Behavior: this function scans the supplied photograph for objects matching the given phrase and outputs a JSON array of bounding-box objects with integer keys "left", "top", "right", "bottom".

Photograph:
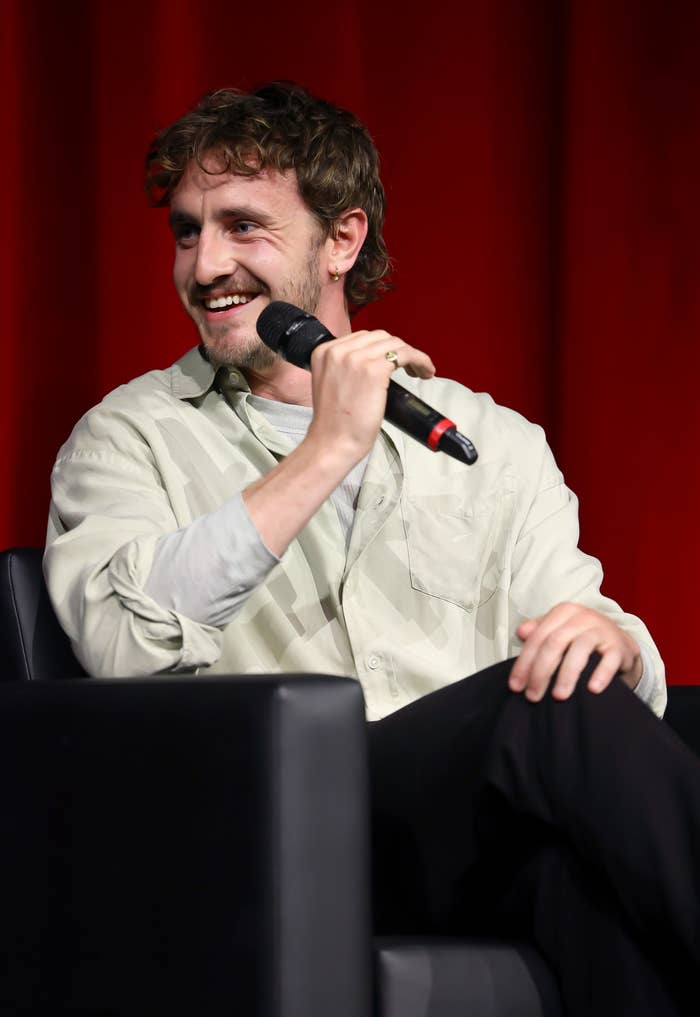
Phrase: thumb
[{"left": 516, "top": 616, "right": 540, "bottom": 639}]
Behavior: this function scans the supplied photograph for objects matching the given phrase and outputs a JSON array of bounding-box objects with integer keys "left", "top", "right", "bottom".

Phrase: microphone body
[{"left": 256, "top": 302, "right": 478, "bottom": 465}]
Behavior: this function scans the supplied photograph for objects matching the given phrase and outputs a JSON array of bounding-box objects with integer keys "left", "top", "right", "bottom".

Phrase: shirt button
[
  {"left": 367, "top": 654, "right": 381, "bottom": 670},
  {"left": 228, "top": 371, "right": 240, "bottom": 385},
  {"left": 375, "top": 495, "right": 385, "bottom": 508}
]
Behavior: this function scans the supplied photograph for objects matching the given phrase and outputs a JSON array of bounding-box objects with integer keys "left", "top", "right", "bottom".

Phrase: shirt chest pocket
[{"left": 401, "top": 484, "right": 514, "bottom": 612}]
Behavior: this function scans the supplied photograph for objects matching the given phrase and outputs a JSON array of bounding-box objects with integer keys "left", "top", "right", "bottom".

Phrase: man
[{"left": 45, "top": 83, "right": 697, "bottom": 1015}]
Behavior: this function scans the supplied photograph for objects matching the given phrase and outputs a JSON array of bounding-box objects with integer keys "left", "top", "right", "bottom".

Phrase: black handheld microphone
[{"left": 256, "top": 302, "right": 478, "bottom": 466}]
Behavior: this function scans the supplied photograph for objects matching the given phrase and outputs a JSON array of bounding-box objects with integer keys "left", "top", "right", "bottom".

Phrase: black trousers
[{"left": 367, "top": 658, "right": 700, "bottom": 1017}]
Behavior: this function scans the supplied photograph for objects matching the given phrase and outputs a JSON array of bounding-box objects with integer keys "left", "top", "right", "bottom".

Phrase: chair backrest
[
  {"left": 664, "top": 686, "right": 700, "bottom": 759},
  {"left": 0, "top": 547, "right": 86, "bottom": 680}
]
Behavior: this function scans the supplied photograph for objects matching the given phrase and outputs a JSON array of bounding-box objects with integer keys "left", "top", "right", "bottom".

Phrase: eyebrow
[
  {"left": 168, "top": 205, "right": 276, "bottom": 231},
  {"left": 168, "top": 210, "right": 197, "bottom": 231}
]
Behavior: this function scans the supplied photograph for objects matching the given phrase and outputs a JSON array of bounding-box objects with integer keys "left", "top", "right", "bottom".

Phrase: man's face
[{"left": 170, "top": 160, "right": 327, "bottom": 370}]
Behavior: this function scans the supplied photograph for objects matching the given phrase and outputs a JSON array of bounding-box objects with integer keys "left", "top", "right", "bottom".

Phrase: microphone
[{"left": 256, "top": 302, "right": 478, "bottom": 466}]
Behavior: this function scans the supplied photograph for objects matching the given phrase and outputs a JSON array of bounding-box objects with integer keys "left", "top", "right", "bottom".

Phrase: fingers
[
  {"left": 311, "top": 329, "right": 436, "bottom": 380},
  {"left": 510, "top": 604, "right": 638, "bottom": 703},
  {"left": 305, "top": 328, "right": 436, "bottom": 465},
  {"left": 510, "top": 603, "right": 578, "bottom": 698}
]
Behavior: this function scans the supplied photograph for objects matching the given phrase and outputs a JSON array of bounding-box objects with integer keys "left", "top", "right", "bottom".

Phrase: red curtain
[{"left": 2, "top": 0, "right": 698, "bottom": 683}]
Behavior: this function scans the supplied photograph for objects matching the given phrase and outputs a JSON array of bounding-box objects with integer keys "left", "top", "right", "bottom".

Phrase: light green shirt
[{"left": 45, "top": 346, "right": 666, "bottom": 720}]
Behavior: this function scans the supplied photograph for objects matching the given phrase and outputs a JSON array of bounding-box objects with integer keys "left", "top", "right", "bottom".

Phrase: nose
[{"left": 193, "top": 226, "right": 235, "bottom": 287}]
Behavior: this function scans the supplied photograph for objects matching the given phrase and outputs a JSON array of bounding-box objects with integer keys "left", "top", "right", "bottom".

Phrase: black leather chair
[{"left": 1, "top": 548, "right": 697, "bottom": 1017}]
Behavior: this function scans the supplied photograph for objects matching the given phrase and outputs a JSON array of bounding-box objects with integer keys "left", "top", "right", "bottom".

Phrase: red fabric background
[{"left": 2, "top": 0, "right": 698, "bottom": 683}]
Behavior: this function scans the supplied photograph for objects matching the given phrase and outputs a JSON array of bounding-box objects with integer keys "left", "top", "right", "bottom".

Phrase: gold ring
[{"left": 385, "top": 350, "right": 399, "bottom": 365}]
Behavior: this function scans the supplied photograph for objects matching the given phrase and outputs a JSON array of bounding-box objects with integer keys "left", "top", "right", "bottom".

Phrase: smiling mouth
[{"left": 202, "top": 293, "right": 258, "bottom": 312}]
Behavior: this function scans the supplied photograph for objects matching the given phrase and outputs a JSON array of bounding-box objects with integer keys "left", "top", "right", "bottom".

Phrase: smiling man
[
  {"left": 44, "top": 83, "right": 699, "bottom": 1016},
  {"left": 169, "top": 165, "right": 326, "bottom": 374}
]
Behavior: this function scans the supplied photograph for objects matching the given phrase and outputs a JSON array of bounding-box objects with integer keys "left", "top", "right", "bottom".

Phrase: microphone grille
[{"left": 256, "top": 301, "right": 308, "bottom": 350}]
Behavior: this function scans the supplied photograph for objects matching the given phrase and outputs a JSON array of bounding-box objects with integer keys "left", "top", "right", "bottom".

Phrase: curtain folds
[{"left": 2, "top": 0, "right": 698, "bottom": 682}]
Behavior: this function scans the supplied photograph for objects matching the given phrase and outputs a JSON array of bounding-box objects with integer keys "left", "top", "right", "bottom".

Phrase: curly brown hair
[{"left": 146, "top": 82, "right": 392, "bottom": 309}]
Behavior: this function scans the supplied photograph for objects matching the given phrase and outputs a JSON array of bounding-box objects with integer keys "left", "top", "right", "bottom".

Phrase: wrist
[
  {"left": 302, "top": 425, "right": 373, "bottom": 476},
  {"left": 242, "top": 432, "right": 364, "bottom": 558}
]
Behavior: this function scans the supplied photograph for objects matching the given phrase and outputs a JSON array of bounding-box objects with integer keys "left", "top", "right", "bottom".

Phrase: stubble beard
[{"left": 199, "top": 250, "right": 323, "bottom": 372}]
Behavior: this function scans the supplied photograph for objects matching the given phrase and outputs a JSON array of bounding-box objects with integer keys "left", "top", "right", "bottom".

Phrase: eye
[
  {"left": 172, "top": 222, "right": 200, "bottom": 248},
  {"left": 232, "top": 221, "right": 257, "bottom": 236}
]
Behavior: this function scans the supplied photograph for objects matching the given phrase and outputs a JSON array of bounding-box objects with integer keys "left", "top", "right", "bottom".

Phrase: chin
[{"left": 200, "top": 332, "right": 277, "bottom": 372}]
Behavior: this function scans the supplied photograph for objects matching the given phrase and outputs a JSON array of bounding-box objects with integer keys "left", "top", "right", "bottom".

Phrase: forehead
[{"left": 170, "top": 160, "right": 307, "bottom": 218}]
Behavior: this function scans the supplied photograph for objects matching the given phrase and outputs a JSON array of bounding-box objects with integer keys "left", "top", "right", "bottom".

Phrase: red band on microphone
[{"left": 427, "top": 417, "right": 456, "bottom": 451}]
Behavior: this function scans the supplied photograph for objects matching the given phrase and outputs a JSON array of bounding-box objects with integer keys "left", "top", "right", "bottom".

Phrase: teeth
[{"left": 204, "top": 294, "right": 252, "bottom": 309}]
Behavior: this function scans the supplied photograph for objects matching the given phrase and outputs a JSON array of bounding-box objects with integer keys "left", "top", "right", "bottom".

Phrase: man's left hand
[{"left": 509, "top": 603, "right": 642, "bottom": 702}]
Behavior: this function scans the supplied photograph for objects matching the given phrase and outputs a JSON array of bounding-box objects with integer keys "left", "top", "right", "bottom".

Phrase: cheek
[
  {"left": 172, "top": 251, "right": 192, "bottom": 295},
  {"left": 243, "top": 246, "right": 276, "bottom": 274}
]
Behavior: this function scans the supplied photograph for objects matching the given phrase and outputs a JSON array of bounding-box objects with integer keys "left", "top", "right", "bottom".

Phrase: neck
[
  {"left": 244, "top": 358, "right": 315, "bottom": 405},
  {"left": 245, "top": 300, "right": 352, "bottom": 406}
]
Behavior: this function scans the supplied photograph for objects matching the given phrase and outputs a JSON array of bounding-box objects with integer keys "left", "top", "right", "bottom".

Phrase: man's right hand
[
  {"left": 243, "top": 329, "right": 435, "bottom": 557},
  {"left": 307, "top": 328, "right": 436, "bottom": 466}
]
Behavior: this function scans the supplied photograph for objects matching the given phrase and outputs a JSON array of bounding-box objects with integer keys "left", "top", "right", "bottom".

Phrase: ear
[{"left": 325, "top": 208, "right": 368, "bottom": 276}]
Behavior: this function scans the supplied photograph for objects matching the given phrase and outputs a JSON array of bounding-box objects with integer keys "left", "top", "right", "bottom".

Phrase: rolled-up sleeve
[
  {"left": 507, "top": 440, "right": 667, "bottom": 717},
  {"left": 144, "top": 492, "right": 279, "bottom": 628},
  {"left": 45, "top": 445, "right": 224, "bottom": 677}
]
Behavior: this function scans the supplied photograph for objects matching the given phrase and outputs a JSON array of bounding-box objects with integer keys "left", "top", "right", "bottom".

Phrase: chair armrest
[{"left": 0, "top": 673, "right": 372, "bottom": 1017}]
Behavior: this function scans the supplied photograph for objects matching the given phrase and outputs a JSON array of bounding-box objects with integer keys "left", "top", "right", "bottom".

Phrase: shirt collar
[
  {"left": 170, "top": 345, "right": 251, "bottom": 401},
  {"left": 168, "top": 344, "right": 406, "bottom": 457}
]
